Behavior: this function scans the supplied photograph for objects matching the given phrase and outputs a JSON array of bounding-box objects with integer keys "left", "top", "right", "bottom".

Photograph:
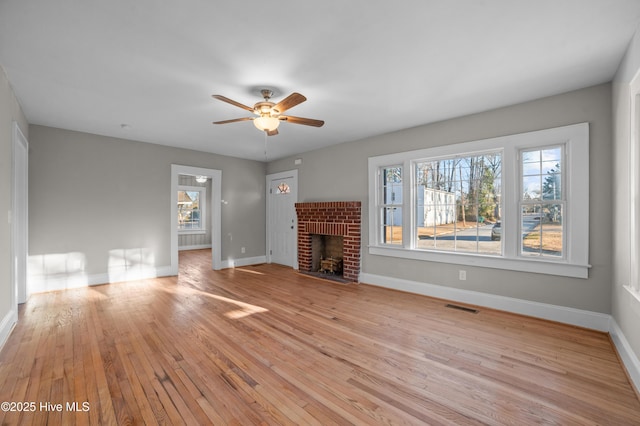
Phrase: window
[
  {"left": 628, "top": 72, "right": 640, "bottom": 297},
  {"left": 416, "top": 152, "right": 501, "bottom": 255},
  {"left": 276, "top": 182, "right": 291, "bottom": 194},
  {"left": 380, "top": 166, "right": 403, "bottom": 245},
  {"left": 368, "top": 123, "right": 589, "bottom": 278},
  {"left": 520, "top": 146, "right": 564, "bottom": 258},
  {"left": 177, "top": 185, "right": 206, "bottom": 233}
]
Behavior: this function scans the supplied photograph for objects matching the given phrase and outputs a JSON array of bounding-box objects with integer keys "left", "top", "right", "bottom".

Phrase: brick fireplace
[{"left": 295, "top": 201, "right": 361, "bottom": 282}]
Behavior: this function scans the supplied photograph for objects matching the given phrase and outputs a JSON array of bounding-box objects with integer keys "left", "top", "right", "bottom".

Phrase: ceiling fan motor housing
[{"left": 254, "top": 101, "right": 279, "bottom": 117}]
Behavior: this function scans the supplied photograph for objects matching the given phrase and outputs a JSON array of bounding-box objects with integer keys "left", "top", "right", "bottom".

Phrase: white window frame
[
  {"left": 368, "top": 123, "right": 590, "bottom": 278},
  {"left": 412, "top": 149, "right": 503, "bottom": 256},
  {"left": 379, "top": 165, "right": 404, "bottom": 246},
  {"left": 628, "top": 70, "right": 640, "bottom": 300},
  {"left": 518, "top": 144, "right": 566, "bottom": 259},
  {"left": 177, "top": 185, "right": 207, "bottom": 235}
]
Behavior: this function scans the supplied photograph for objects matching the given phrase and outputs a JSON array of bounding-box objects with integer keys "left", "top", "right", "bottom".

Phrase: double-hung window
[
  {"left": 177, "top": 185, "right": 207, "bottom": 234},
  {"left": 380, "top": 166, "right": 403, "bottom": 245},
  {"left": 368, "top": 123, "right": 589, "bottom": 278},
  {"left": 520, "top": 146, "right": 564, "bottom": 258}
]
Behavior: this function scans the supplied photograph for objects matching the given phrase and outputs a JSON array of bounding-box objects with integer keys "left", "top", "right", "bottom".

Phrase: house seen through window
[
  {"left": 368, "top": 123, "right": 589, "bottom": 278},
  {"left": 520, "top": 146, "right": 563, "bottom": 258},
  {"left": 177, "top": 186, "right": 206, "bottom": 232},
  {"left": 416, "top": 152, "right": 501, "bottom": 255}
]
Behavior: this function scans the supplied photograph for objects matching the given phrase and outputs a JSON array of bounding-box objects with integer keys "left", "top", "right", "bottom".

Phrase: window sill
[
  {"left": 624, "top": 285, "right": 640, "bottom": 304},
  {"left": 368, "top": 245, "right": 589, "bottom": 279},
  {"left": 178, "top": 230, "right": 207, "bottom": 235}
]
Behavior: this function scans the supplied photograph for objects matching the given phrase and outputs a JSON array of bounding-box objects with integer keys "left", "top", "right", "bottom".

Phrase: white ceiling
[{"left": 1, "top": 1, "right": 639, "bottom": 162}]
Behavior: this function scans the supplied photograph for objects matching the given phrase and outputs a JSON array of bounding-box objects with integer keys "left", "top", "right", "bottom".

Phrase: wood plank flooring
[{"left": 1, "top": 249, "right": 639, "bottom": 425}]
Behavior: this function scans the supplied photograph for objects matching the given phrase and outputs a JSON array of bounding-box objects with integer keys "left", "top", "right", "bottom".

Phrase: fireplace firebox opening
[{"left": 312, "top": 235, "right": 344, "bottom": 275}]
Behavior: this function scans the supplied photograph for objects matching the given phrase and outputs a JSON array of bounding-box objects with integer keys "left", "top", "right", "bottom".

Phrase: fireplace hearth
[{"left": 295, "top": 201, "right": 361, "bottom": 283}]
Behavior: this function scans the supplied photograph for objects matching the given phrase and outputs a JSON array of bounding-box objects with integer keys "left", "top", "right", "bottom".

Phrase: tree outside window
[
  {"left": 520, "top": 147, "right": 564, "bottom": 257},
  {"left": 178, "top": 189, "right": 203, "bottom": 230},
  {"left": 415, "top": 152, "right": 502, "bottom": 255}
]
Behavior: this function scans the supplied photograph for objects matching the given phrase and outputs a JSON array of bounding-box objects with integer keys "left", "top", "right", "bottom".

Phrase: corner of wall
[
  {"left": 610, "top": 318, "right": 640, "bottom": 394},
  {"left": 0, "top": 307, "right": 17, "bottom": 353}
]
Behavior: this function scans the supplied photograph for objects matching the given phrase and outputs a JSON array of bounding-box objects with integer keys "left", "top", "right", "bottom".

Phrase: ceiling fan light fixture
[
  {"left": 254, "top": 116, "right": 280, "bottom": 132},
  {"left": 213, "top": 91, "right": 322, "bottom": 135}
]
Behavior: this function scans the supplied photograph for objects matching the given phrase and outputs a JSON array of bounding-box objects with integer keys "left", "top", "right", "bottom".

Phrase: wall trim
[
  {"left": 221, "top": 255, "right": 267, "bottom": 269},
  {"left": 29, "top": 265, "right": 174, "bottom": 293},
  {"left": 0, "top": 308, "right": 17, "bottom": 352},
  {"left": 610, "top": 319, "right": 640, "bottom": 393},
  {"left": 359, "top": 272, "right": 611, "bottom": 331},
  {"left": 178, "top": 244, "right": 212, "bottom": 251},
  {"left": 27, "top": 254, "right": 274, "bottom": 292}
]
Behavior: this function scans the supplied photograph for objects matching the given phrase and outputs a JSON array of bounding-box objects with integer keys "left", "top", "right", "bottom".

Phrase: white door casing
[
  {"left": 170, "top": 165, "right": 222, "bottom": 274},
  {"left": 266, "top": 170, "right": 298, "bottom": 268},
  {"left": 12, "top": 122, "right": 28, "bottom": 305}
]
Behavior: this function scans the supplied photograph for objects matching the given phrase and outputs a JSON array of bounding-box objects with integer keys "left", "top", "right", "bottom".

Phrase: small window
[
  {"left": 276, "top": 182, "right": 291, "bottom": 194},
  {"left": 380, "top": 166, "right": 403, "bottom": 245},
  {"left": 177, "top": 186, "right": 206, "bottom": 233}
]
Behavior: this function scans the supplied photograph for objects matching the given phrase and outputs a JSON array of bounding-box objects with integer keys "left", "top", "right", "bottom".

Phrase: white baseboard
[
  {"left": 609, "top": 319, "right": 640, "bottom": 393},
  {"left": 359, "top": 272, "right": 611, "bottom": 331},
  {"left": 29, "top": 265, "right": 174, "bottom": 293},
  {"left": 221, "top": 255, "right": 267, "bottom": 269},
  {"left": 0, "top": 307, "right": 17, "bottom": 352},
  {"left": 179, "top": 244, "right": 212, "bottom": 251}
]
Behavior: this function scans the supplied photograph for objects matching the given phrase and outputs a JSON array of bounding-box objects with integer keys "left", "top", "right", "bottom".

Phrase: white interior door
[
  {"left": 12, "top": 123, "right": 28, "bottom": 304},
  {"left": 267, "top": 171, "right": 298, "bottom": 267}
]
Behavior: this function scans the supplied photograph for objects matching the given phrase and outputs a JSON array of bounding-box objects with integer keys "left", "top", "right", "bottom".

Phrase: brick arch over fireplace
[{"left": 295, "top": 201, "right": 362, "bottom": 282}]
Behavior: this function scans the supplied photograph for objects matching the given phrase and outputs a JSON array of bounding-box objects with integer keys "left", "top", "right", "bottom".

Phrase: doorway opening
[{"left": 170, "top": 165, "right": 221, "bottom": 274}]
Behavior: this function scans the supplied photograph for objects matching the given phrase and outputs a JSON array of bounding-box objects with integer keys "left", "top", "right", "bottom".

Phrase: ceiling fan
[{"left": 212, "top": 89, "right": 324, "bottom": 136}]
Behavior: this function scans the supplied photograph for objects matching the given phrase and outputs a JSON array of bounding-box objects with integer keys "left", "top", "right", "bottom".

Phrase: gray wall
[
  {"left": 29, "top": 125, "right": 266, "bottom": 285},
  {"left": 0, "top": 66, "right": 28, "bottom": 338},
  {"left": 613, "top": 23, "right": 640, "bottom": 360},
  {"left": 269, "top": 83, "right": 612, "bottom": 314}
]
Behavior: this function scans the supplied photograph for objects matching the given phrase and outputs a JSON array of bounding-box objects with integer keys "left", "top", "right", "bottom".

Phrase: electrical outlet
[
  {"left": 459, "top": 270, "right": 467, "bottom": 280},
  {"left": 241, "top": 247, "right": 246, "bottom": 254}
]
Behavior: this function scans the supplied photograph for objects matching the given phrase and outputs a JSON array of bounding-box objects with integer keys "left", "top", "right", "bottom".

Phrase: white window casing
[
  {"left": 628, "top": 70, "right": 640, "bottom": 300},
  {"left": 178, "top": 185, "right": 207, "bottom": 235},
  {"left": 368, "top": 123, "right": 590, "bottom": 278}
]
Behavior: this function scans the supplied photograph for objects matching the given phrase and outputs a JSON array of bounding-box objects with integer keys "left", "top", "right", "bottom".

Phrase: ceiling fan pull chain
[{"left": 264, "top": 131, "right": 268, "bottom": 161}]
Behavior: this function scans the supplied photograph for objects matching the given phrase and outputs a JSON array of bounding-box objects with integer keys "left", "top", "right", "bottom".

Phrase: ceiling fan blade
[
  {"left": 266, "top": 129, "right": 279, "bottom": 136},
  {"left": 281, "top": 115, "right": 324, "bottom": 127},
  {"left": 212, "top": 95, "right": 254, "bottom": 112},
  {"left": 274, "top": 93, "right": 306, "bottom": 114},
  {"left": 213, "top": 117, "right": 254, "bottom": 124}
]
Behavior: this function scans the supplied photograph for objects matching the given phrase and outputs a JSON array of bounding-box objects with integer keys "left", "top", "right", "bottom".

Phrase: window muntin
[
  {"left": 380, "top": 166, "right": 403, "bottom": 245},
  {"left": 276, "top": 182, "right": 291, "bottom": 194},
  {"left": 177, "top": 186, "right": 206, "bottom": 232},
  {"left": 415, "top": 153, "right": 502, "bottom": 255},
  {"left": 520, "top": 146, "right": 564, "bottom": 258},
  {"left": 368, "top": 123, "right": 589, "bottom": 278}
]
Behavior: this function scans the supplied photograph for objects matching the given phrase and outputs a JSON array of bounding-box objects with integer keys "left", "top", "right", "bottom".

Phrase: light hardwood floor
[{"left": 1, "top": 249, "right": 639, "bottom": 425}]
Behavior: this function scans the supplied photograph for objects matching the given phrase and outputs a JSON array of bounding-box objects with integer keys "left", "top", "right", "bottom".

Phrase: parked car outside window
[{"left": 491, "top": 221, "right": 501, "bottom": 241}]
